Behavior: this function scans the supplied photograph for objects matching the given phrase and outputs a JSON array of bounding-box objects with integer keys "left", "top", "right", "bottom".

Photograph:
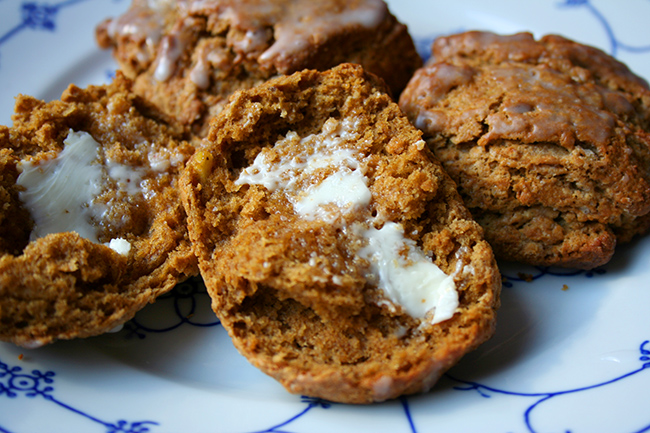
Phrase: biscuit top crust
[
  {"left": 101, "top": 0, "right": 387, "bottom": 83},
  {"left": 400, "top": 31, "right": 650, "bottom": 225},
  {"left": 420, "top": 32, "right": 649, "bottom": 147},
  {"left": 96, "top": 0, "right": 422, "bottom": 134},
  {"left": 399, "top": 31, "right": 650, "bottom": 268}
]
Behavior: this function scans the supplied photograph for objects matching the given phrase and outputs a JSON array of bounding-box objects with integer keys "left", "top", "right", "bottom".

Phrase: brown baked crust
[
  {"left": 96, "top": 0, "right": 422, "bottom": 135},
  {"left": 0, "top": 73, "right": 198, "bottom": 348},
  {"left": 180, "top": 64, "right": 500, "bottom": 403},
  {"left": 399, "top": 31, "right": 650, "bottom": 269}
]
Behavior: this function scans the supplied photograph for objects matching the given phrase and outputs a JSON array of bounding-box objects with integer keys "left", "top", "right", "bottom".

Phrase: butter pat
[
  {"left": 16, "top": 130, "right": 151, "bottom": 253},
  {"left": 17, "top": 130, "right": 104, "bottom": 242},
  {"left": 107, "top": 238, "right": 132, "bottom": 256},
  {"left": 236, "top": 118, "right": 362, "bottom": 193},
  {"left": 294, "top": 168, "right": 371, "bottom": 222},
  {"left": 358, "top": 222, "right": 458, "bottom": 323},
  {"left": 235, "top": 116, "right": 460, "bottom": 324}
]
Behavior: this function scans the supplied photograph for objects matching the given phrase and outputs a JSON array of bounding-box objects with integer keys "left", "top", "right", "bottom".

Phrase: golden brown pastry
[
  {"left": 400, "top": 31, "right": 650, "bottom": 269},
  {"left": 181, "top": 64, "right": 501, "bottom": 403},
  {"left": 96, "top": 0, "right": 423, "bottom": 135},
  {"left": 0, "top": 73, "right": 197, "bottom": 348}
]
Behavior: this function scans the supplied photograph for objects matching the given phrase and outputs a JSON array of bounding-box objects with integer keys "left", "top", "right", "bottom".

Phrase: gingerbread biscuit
[
  {"left": 0, "top": 73, "right": 197, "bottom": 348},
  {"left": 180, "top": 64, "right": 500, "bottom": 403},
  {"left": 96, "top": 0, "right": 422, "bottom": 135},
  {"left": 399, "top": 31, "right": 650, "bottom": 269}
]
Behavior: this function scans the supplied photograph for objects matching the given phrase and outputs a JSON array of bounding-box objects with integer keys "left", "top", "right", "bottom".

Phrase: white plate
[{"left": 1, "top": 0, "right": 650, "bottom": 432}]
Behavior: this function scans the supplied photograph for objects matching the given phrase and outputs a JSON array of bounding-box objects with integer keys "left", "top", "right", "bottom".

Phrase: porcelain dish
[{"left": 1, "top": 1, "right": 649, "bottom": 432}]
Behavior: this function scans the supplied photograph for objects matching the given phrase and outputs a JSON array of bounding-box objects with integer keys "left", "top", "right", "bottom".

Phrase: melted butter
[
  {"left": 106, "top": 237, "right": 132, "bottom": 256},
  {"left": 236, "top": 118, "right": 362, "bottom": 196},
  {"left": 357, "top": 222, "right": 458, "bottom": 323},
  {"left": 235, "top": 117, "right": 459, "bottom": 324},
  {"left": 17, "top": 130, "right": 105, "bottom": 242},
  {"left": 106, "top": 161, "right": 146, "bottom": 196},
  {"left": 17, "top": 130, "right": 176, "bottom": 248},
  {"left": 294, "top": 169, "right": 370, "bottom": 222}
]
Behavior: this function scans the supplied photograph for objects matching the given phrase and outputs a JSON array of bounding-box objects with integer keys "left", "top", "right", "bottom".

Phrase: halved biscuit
[
  {"left": 181, "top": 64, "right": 500, "bottom": 403},
  {"left": 0, "top": 73, "right": 197, "bottom": 348}
]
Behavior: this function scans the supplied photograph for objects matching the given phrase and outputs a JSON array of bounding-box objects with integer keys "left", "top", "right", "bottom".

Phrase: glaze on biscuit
[
  {"left": 400, "top": 31, "right": 650, "bottom": 269},
  {"left": 96, "top": 0, "right": 423, "bottom": 135}
]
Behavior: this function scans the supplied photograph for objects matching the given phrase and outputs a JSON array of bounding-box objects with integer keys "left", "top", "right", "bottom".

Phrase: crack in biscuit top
[{"left": 235, "top": 117, "right": 458, "bottom": 324}]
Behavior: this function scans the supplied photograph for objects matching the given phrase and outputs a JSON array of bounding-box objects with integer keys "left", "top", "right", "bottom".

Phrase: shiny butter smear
[
  {"left": 236, "top": 117, "right": 459, "bottom": 324},
  {"left": 16, "top": 130, "right": 147, "bottom": 255},
  {"left": 17, "top": 130, "right": 105, "bottom": 243}
]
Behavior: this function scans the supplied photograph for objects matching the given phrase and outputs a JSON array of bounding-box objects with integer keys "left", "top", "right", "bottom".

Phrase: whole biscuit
[
  {"left": 96, "top": 0, "right": 422, "bottom": 135},
  {"left": 399, "top": 31, "right": 650, "bottom": 269}
]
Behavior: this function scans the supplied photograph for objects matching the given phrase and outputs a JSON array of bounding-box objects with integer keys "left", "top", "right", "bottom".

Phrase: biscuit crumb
[
  {"left": 562, "top": 284, "right": 569, "bottom": 291},
  {"left": 18, "top": 354, "right": 23, "bottom": 361},
  {"left": 518, "top": 272, "right": 534, "bottom": 282}
]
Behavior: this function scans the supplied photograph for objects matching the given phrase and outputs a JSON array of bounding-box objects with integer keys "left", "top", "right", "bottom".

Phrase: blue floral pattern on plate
[
  {"left": 447, "top": 340, "right": 650, "bottom": 433},
  {"left": 0, "top": 360, "right": 158, "bottom": 433},
  {"left": 3, "top": 267, "right": 646, "bottom": 433},
  {"left": 0, "top": 0, "right": 96, "bottom": 68},
  {"left": 1, "top": 0, "right": 650, "bottom": 431}
]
